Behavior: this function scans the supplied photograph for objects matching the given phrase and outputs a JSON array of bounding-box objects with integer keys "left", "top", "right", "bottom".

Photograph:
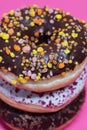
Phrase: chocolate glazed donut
[
  {"left": 0, "top": 89, "right": 85, "bottom": 130},
  {"left": 0, "top": 5, "right": 87, "bottom": 92}
]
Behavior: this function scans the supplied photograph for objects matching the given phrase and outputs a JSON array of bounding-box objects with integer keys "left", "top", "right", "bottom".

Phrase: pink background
[{"left": 0, "top": 0, "right": 87, "bottom": 130}]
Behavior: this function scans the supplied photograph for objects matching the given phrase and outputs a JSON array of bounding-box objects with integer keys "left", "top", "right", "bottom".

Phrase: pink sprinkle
[
  {"left": 15, "top": 11, "right": 21, "bottom": 17},
  {"left": 32, "top": 57, "right": 37, "bottom": 62},
  {"left": 22, "top": 45, "right": 31, "bottom": 53},
  {"left": 50, "top": 19, "right": 54, "bottom": 24},
  {"left": 49, "top": 9, "right": 53, "bottom": 14},
  {"left": 31, "top": 73, "right": 36, "bottom": 80},
  {"left": 27, "top": 70, "right": 32, "bottom": 77},
  {"left": 18, "top": 38, "right": 24, "bottom": 44}
]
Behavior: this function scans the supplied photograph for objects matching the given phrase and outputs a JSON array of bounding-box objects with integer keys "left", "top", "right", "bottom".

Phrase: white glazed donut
[{"left": 0, "top": 67, "right": 87, "bottom": 113}]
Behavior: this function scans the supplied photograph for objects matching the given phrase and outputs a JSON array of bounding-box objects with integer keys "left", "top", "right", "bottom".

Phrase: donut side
[
  {"left": 0, "top": 66, "right": 86, "bottom": 113},
  {"left": 0, "top": 88, "right": 85, "bottom": 130},
  {"left": 0, "top": 58, "right": 87, "bottom": 92}
]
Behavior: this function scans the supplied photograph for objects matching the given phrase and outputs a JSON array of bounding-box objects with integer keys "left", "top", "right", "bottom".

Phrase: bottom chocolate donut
[{"left": 0, "top": 88, "right": 85, "bottom": 130}]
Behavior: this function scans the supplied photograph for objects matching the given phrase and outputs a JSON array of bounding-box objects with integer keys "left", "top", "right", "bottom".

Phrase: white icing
[{"left": 0, "top": 68, "right": 87, "bottom": 108}]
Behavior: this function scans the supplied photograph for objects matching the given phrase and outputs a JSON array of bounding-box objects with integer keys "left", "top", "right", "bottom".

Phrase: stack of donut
[{"left": 0, "top": 5, "right": 87, "bottom": 130}]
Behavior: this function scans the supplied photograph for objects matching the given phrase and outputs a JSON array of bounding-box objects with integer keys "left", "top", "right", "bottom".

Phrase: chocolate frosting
[
  {"left": 0, "top": 5, "right": 87, "bottom": 81},
  {"left": 0, "top": 89, "right": 85, "bottom": 130}
]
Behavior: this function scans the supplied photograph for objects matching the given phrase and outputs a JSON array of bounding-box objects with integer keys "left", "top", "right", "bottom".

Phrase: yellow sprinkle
[
  {"left": 75, "top": 61, "right": 78, "bottom": 65},
  {"left": 38, "top": 73, "right": 41, "bottom": 76},
  {"left": 61, "top": 72, "right": 66, "bottom": 76},
  {"left": 5, "top": 40, "right": 9, "bottom": 43},
  {"left": 29, "top": 9, "right": 35, "bottom": 17},
  {"left": 24, "top": 27, "right": 28, "bottom": 30},
  {"left": 21, "top": 63, "right": 24, "bottom": 66},
  {"left": 14, "top": 21, "right": 18, "bottom": 25},
  {"left": 55, "top": 14, "right": 62, "bottom": 20},
  {"left": 35, "top": 75, "right": 41, "bottom": 81},
  {"left": 47, "top": 62, "right": 52, "bottom": 68},
  {"left": 71, "top": 32, "right": 78, "bottom": 38},
  {"left": 65, "top": 33, "right": 69, "bottom": 36},
  {"left": 0, "top": 56, "right": 3, "bottom": 62},
  {"left": 18, "top": 77, "right": 27, "bottom": 84},
  {"left": 17, "top": 32, "right": 21, "bottom": 37},
  {"left": 25, "top": 16, "right": 30, "bottom": 20},
  {"left": 10, "top": 52, "right": 15, "bottom": 58},
  {"left": 9, "top": 10, "right": 14, "bottom": 15},
  {"left": 44, "top": 65, "right": 47, "bottom": 68},
  {"left": 45, "top": 7, "right": 49, "bottom": 11},
  {"left": 11, "top": 80, "right": 17, "bottom": 85},
  {"left": 62, "top": 41, "right": 68, "bottom": 47},
  {"left": 68, "top": 60, "right": 73, "bottom": 64},
  {"left": 30, "top": 22, "right": 35, "bottom": 27},
  {"left": 0, "top": 32, "right": 10, "bottom": 40},
  {"left": 37, "top": 47, "right": 44, "bottom": 53},
  {"left": 0, "top": 50, "right": 3, "bottom": 52},
  {"left": 59, "top": 31, "right": 66, "bottom": 37},
  {"left": 64, "top": 49, "right": 70, "bottom": 54},
  {"left": 32, "top": 49, "right": 37, "bottom": 55}
]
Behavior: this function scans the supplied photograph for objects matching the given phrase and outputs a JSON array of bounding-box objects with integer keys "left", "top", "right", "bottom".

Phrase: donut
[
  {"left": 0, "top": 67, "right": 87, "bottom": 113},
  {"left": 0, "top": 89, "right": 85, "bottom": 130},
  {"left": 0, "top": 5, "right": 87, "bottom": 92}
]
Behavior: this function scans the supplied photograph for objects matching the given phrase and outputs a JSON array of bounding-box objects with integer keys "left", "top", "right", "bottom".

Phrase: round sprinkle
[
  {"left": 64, "top": 49, "right": 70, "bottom": 54},
  {"left": 37, "top": 8, "right": 43, "bottom": 15},
  {"left": 8, "top": 29, "right": 14, "bottom": 35},
  {"left": 6, "top": 48, "right": 10, "bottom": 55},
  {"left": 4, "top": 18, "right": 9, "bottom": 23},
  {"left": 30, "top": 22, "right": 35, "bottom": 27},
  {"left": 37, "top": 47, "right": 44, "bottom": 53},
  {"left": 0, "top": 32, "right": 9, "bottom": 40},
  {"left": 14, "top": 44, "right": 21, "bottom": 51},
  {"left": 10, "top": 52, "right": 15, "bottom": 58},
  {"left": 47, "top": 62, "right": 52, "bottom": 68},
  {"left": 9, "top": 10, "right": 14, "bottom": 15},
  {"left": 18, "top": 77, "right": 27, "bottom": 84},
  {"left": 62, "top": 41, "right": 68, "bottom": 47},
  {"left": 31, "top": 73, "right": 36, "bottom": 80},
  {"left": 22, "top": 45, "right": 31, "bottom": 53},
  {"left": 71, "top": 32, "right": 78, "bottom": 38},
  {"left": 29, "top": 9, "right": 35, "bottom": 17},
  {"left": 55, "top": 14, "right": 62, "bottom": 20},
  {"left": 58, "top": 62, "right": 65, "bottom": 69},
  {"left": 17, "top": 32, "right": 21, "bottom": 37},
  {"left": 0, "top": 56, "right": 3, "bottom": 62},
  {"left": 32, "top": 49, "right": 37, "bottom": 55}
]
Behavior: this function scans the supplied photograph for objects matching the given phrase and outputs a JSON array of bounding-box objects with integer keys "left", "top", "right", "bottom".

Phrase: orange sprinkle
[
  {"left": 34, "top": 31, "right": 39, "bottom": 37},
  {"left": 37, "top": 9, "right": 43, "bottom": 15},
  {"left": 40, "top": 51, "right": 45, "bottom": 56},
  {"left": 53, "top": 60, "right": 57, "bottom": 65},
  {"left": 2, "top": 68, "right": 8, "bottom": 73},
  {"left": 11, "top": 36, "right": 16, "bottom": 39},
  {"left": 55, "top": 38, "right": 60, "bottom": 44},
  {"left": 33, "top": 18, "right": 44, "bottom": 25},
  {"left": 63, "top": 18, "right": 67, "bottom": 22},
  {"left": 8, "top": 23, "right": 14, "bottom": 27},
  {"left": 23, "top": 35, "right": 29, "bottom": 39},
  {"left": 69, "top": 19, "right": 73, "bottom": 22},
  {"left": 14, "top": 44, "right": 21, "bottom": 51},
  {"left": 58, "top": 62, "right": 65, "bottom": 69},
  {"left": 6, "top": 48, "right": 10, "bottom": 55},
  {"left": 4, "top": 18, "right": 9, "bottom": 23},
  {"left": 61, "top": 72, "right": 66, "bottom": 76},
  {"left": 8, "top": 29, "right": 14, "bottom": 35},
  {"left": 25, "top": 76, "right": 30, "bottom": 80}
]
